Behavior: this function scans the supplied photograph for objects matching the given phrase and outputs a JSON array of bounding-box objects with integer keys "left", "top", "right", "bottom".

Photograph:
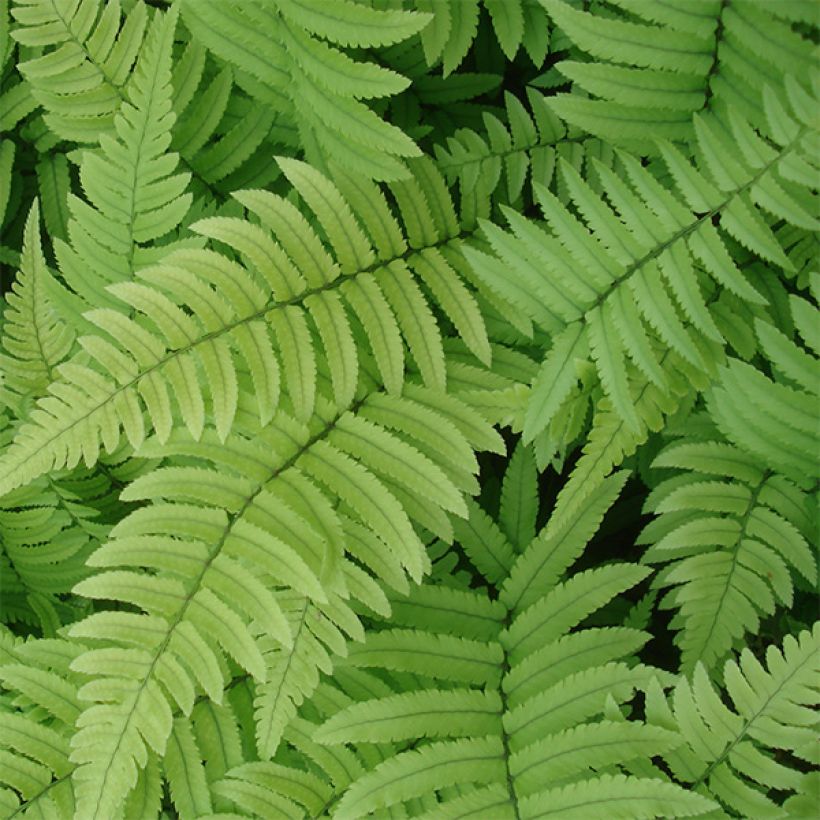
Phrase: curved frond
[
  {"left": 466, "top": 90, "right": 817, "bottom": 449},
  {"left": 0, "top": 202, "right": 74, "bottom": 416},
  {"left": 0, "top": 158, "right": 493, "bottom": 497},
  {"left": 313, "top": 461, "right": 706, "bottom": 819},
  {"left": 63, "top": 381, "right": 490, "bottom": 817}
]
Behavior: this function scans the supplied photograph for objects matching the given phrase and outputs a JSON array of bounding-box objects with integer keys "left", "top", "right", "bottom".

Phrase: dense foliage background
[{"left": 0, "top": 0, "right": 817, "bottom": 817}]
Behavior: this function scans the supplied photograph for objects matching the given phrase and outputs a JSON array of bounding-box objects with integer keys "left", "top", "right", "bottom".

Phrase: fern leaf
[
  {"left": 50, "top": 4, "right": 192, "bottom": 323},
  {"left": 466, "top": 91, "right": 817, "bottom": 445},
  {"left": 180, "top": 0, "right": 426, "bottom": 181},
  {"left": 163, "top": 717, "right": 213, "bottom": 818},
  {"left": 519, "top": 774, "right": 716, "bottom": 819},
  {"left": 12, "top": 0, "right": 148, "bottom": 142},
  {"left": 214, "top": 761, "right": 333, "bottom": 818},
  {"left": 315, "top": 462, "right": 703, "bottom": 818},
  {"left": 62, "top": 382, "right": 489, "bottom": 814},
  {"left": 499, "top": 440, "right": 538, "bottom": 552},
  {"left": 543, "top": 0, "right": 815, "bottom": 150},
  {"left": 0, "top": 636, "right": 84, "bottom": 817},
  {"left": 641, "top": 427, "right": 817, "bottom": 673},
  {"left": 316, "top": 688, "right": 502, "bottom": 745},
  {"left": 0, "top": 160, "right": 489, "bottom": 496},
  {"left": 334, "top": 737, "right": 506, "bottom": 820},
  {"left": 653, "top": 624, "right": 820, "bottom": 817},
  {"left": 0, "top": 201, "right": 74, "bottom": 415}
]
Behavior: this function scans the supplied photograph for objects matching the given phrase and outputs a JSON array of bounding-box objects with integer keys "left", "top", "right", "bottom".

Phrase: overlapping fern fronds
[{"left": 1, "top": 0, "right": 817, "bottom": 817}]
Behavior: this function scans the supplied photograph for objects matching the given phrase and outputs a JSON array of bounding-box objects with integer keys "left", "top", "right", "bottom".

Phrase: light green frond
[
  {"left": 498, "top": 440, "right": 538, "bottom": 552},
  {"left": 253, "top": 595, "right": 333, "bottom": 759},
  {"left": 12, "top": 0, "right": 148, "bottom": 142},
  {"left": 62, "top": 382, "right": 489, "bottom": 815},
  {"left": 0, "top": 636, "right": 84, "bottom": 817},
  {"left": 453, "top": 497, "right": 517, "bottom": 584},
  {"left": 34, "top": 153, "right": 71, "bottom": 244},
  {"left": 163, "top": 716, "right": 213, "bottom": 819},
  {"left": 641, "top": 427, "right": 816, "bottom": 673},
  {"left": 502, "top": 564, "right": 651, "bottom": 664},
  {"left": 654, "top": 624, "right": 820, "bottom": 817},
  {"left": 0, "top": 202, "right": 74, "bottom": 416},
  {"left": 50, "top": 4, "right": 192, "bottom": 324},
  {"left": 465, "top": 92, "right": 816, "bottom": 468},
  {"left": 0, "top": 157, "right": 494, "bottom": 497},
  {"left": 342, "top": 628, "right": 503, "bottom": 686},
  {"left": 386, "top": 584, "right": 505, "bottom": 642},
  {"left": 180, "top": 0, "right": 426, "bottom": 181}
]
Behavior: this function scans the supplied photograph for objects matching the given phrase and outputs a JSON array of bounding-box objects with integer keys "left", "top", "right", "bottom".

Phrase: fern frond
[
  {"left": 435, "top": 87, "right": 568, "bottom": 223},
  {"left": 49, "top": 4, "right": 192, "bottom": 326},
  {"left": 11, "top": 0, "right": 149, "bottom": 143},
  {"left": 543, "top": 0, "right": 817, "bottom": 150},
  {"left": 649, "top": 624, "right": 820, "bottom": 818},
  {"left": 314, "top": 468, "right": 708, "bottom": 818},
  {"left": 640, "top": 421, "right": 817, "bottom": 673},
  {"left": 465, "top": 89, "right": 817, "bottom": 447},
  {"left": 0, "top": 158, "right": 494, "bottom": 496},
  {"left": 0, "top": 635, "right": 85, "bottom": 817},
  {"left": 707, "top": 284, "right": 820, "bottom": 488},
  {"left": 63, "top": 379, "right": 491, "bottom": 817},
  {"left": 0, "top": 201, "right": 74, "bottom": 416}
]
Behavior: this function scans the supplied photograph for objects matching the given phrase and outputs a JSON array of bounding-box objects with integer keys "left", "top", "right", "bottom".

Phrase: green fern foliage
[
  {"left": 467, "top": 86, "right": 818, "bottom": 448},
  {"left": 11, "top": 0, "right": 150, "bottom": 144},
  {"left": 1, "top": 0, "right": 817, "bottom": 816},
  {"left": 543, "top": 0, "right": 817, "bottom": 150},
  {"left": 180, "top": 0, "right": 429, "bottom": 181},
  {"left": 313, "top": 471, "right": 716, "bottom": 818},
  {"left": 50, "top": 4, "right": 192, "bottom": 324},
  {"left": 0, "top": 156, "right": 493, "bottom": 497},
  {"left": 640, "top": 422, "right": 817, "bottom": 673},
  {"left": 0, "top": 201, "right": 73, "bottom": 414},
  {"left": 649, "top": 624, "right": 820, "bottom": 817}
]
